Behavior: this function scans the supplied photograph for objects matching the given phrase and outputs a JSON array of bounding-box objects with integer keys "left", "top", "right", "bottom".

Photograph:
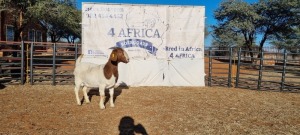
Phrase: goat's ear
[{"left": 110, "top": 50, "right": 118, "bottom": 61}]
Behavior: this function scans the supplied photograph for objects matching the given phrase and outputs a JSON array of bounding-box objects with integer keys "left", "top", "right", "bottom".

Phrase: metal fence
[
  {"left": 0, "top": 41, "right": 81, "bottom": 85},
  {"left": 1, "top": 42, "right": 299, "bottom": 92},
  {"left": 205, "top": 47, "right": 300, "bottom": 92}
]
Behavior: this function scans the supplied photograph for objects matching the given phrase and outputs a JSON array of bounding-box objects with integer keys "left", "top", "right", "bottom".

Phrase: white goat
[{"left": 73, "top": 48, "right": 129, "bottom": 109}]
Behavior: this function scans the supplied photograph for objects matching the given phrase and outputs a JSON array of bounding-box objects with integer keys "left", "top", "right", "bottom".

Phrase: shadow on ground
[
  {"left": 119, "top": 116, "right": 148, "bottom": 135},
  {"left": 0, "top": 83, "right": 5, "bottom": 90}
]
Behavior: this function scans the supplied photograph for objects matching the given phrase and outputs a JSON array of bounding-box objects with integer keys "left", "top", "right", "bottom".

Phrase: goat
[{"left": 73, "top": 47, "right": 129, "bottom": 109}]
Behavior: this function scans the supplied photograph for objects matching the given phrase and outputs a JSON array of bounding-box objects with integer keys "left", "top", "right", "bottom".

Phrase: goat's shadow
[
  {"left": 0, "top": 83, "right": 6, "bottom": 90},
  {"left": 80, "top": 84, "right": 129, "bottom": 105}
]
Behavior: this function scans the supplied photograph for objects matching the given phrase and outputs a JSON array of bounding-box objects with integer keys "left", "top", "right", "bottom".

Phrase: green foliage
[
  {"left": 0, "top": 0, "right": 36, "bottom": 12},
  {"left": 213, "top": 0, "right": 300, "bottom": 52},
  {"left": 213, "top": 0, "right": 258, "bottom": 51},
  {"left": 214, "top": 0, "right": 260, "bottom": 33},
  {"left": 29, "top": 0, "right": 81, "bottom": 43},
  {"left": 255, "top": 0, "right": 300, "bottom": 48},
  {"left": 212, "top": 30, "right": 246, "bottom": 48},
  {"left": 270, "top": 27, "right": 300, "bottom": 53}
]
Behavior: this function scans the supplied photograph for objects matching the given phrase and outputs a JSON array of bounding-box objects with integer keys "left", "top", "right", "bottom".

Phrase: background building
[{"left": 0, "top": 11, "right": 47, "bottom": 42}]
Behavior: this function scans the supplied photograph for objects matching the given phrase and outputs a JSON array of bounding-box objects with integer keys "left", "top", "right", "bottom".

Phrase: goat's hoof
[
  {"left": 100, "top": 105, "right": 105, "bottom": 109},
  {"left": 86, "top": 101, "right": 90, "bottom": 104},
  {"left": 110, "top": 104, "right": 115, "bottom": 108}
]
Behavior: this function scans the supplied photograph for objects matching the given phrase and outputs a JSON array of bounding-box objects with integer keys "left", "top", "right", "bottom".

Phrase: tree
[
  {"left": 61, "top": 5, "right": 81, "bottom": 43},
  {"left": 213, "top": 0, "right": 300, "bottom": 56},
  {"left": 213, "top": 0, "right": 259, "bottom": 58},
  {"left": 55, "top": 1, "right": 81, "bottom": 43},
  {"left": 255, "top": 0, "right": 300, "bottom": 52},
  {"left": 212, "top": 26, "right": 246, "bottom": 48},
  {"left": 29, "top": 0, "right": 81, "bottom": 43},
  {"left": 270, "top": 27, "right": 300, "bottom": 53}
]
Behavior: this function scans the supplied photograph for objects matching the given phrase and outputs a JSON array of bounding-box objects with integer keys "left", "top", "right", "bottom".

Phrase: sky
[{"left": 76, "top": 0, "right": 258, "bottom": 46}]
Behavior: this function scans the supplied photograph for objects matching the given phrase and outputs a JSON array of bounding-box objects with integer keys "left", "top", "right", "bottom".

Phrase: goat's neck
[{"left": 103, "top": 60, "right": 118, "bottom": 82}]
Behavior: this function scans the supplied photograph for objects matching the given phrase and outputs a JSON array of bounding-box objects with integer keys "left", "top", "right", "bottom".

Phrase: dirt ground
[{"left": 0, "top": 85, "right": 300, "bottom": 135}]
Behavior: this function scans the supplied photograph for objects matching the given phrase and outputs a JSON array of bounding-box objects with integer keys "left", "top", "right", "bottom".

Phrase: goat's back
[{"left": 74, "top": 55, "right": 99, "bottom": 75}]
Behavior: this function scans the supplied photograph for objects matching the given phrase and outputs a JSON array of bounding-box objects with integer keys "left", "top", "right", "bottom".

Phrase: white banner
[
  {"left": 82, "top": 3, "right": 206, "bottom": 86},
  {"left": 82, "top": 3, "right": 205, "bottom": 60}
]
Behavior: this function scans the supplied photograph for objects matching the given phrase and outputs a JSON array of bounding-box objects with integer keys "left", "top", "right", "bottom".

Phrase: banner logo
[
  {"left": 87, "top": 49, "right": 105, "bottom": 56},
  {"left": 116, "top": 39, "right": 158, "bottom": 56}
]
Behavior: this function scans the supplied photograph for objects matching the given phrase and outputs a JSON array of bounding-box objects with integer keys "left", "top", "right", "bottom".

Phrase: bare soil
[{"left": 0, "top": 85, "right": 300, "bottom": 134}]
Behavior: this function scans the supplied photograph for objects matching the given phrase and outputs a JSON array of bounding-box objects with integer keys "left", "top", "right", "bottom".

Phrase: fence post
[
  {"left": 257, "top": 50, "right": 264, "bottom": 90},
  {"left": 208, "top": 47, "right": 212, "bottom": 86},
  {"left": 280, "top": 49, "right": 287, "bottom": 91},
  {"left": 75, "top": 43, "right": 78, "bottom": 60},
  {"left": 30, "top": 42, "right": 34, "bottom": 85},
  {"left": 235, "top": 48, "right": 241, "bottom": 88},
  {"left": 228, "top": 47, "right": 232, "bottom": 87},
  {"left": 21, "top": 41, "right": 24, "bottom": 85},
  {"left": 52, "top": 43, "right": 56, "bottom": 86}
]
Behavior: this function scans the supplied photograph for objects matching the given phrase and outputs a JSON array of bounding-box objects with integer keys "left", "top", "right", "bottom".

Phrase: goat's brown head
[{"left": 109, "top": 47, "right": 129, "bottom": 63}]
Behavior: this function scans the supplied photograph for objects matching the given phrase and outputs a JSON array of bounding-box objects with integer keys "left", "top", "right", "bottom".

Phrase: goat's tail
[{"left": 75, "top": 54, "right": 84, "bottom": 66}]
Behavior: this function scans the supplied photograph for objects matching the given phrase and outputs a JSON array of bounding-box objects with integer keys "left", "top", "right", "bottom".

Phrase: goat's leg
[
  {"left": 74, "top": 85, "right": 81, "bottom": 105},
  {"left": 109, "top": 88, "right": 115, "bottom": 107},
  {"left": 99, "top": 85, "right": 106, "bottom": 109},
  {"left": 82, "top": 86, "right": 90, "bottom": 103}
]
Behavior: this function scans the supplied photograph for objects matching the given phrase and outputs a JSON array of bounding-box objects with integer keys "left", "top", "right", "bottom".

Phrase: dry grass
[{"left": 0, "top": 85, "right": 300, "bottom": 134}]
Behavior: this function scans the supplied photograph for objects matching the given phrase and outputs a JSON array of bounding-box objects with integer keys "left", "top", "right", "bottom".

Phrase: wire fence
[{"left": 0, "top": 42, "right": 299, "bottom": 92}]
